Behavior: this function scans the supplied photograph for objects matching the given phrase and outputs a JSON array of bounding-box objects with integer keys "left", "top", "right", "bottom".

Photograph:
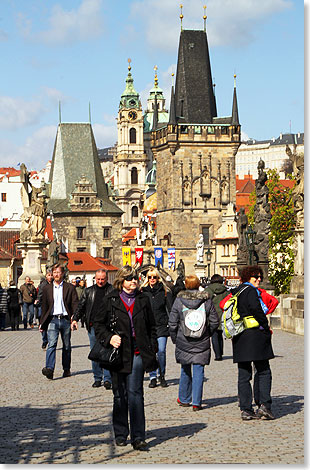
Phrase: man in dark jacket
[
  {"left": 20, "top": 276, "right": 37, "bottom": 329},
  {"left": 40, "top": 264, "right": 79, "bottom": 380},
  {"left": 37, "top": 269, "right": 53, "bottom": 349},
  {"left": 71, "top": 269, "right": 113, "bottom": 389},
  {"left": 205, "top": 274, "right": 229, "bottom": 361}
]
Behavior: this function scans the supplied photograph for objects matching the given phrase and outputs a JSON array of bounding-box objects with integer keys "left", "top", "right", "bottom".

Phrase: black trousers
[
  {"left": 238, "top": 360, "right": 272, "bottom": 412},
  {"left": 211, "top": 330, "right": 223, "bottom": 359}
]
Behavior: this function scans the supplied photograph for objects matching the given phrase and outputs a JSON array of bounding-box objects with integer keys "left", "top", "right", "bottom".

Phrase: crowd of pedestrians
[{"left": 0, "top": 262, "right": 277, "bottom": 451}]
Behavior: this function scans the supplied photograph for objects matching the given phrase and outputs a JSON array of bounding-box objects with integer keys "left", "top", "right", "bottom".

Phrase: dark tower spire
[
  {"left": 231, "top": 74, "right": 240, "bottom": 126},
  {"left": 169, "top": 73, "right": 177, "bottom": 125},
  {"left": 152, "top": 95, "right": 159, "bottom": 131},
  {"left": 174, "top": 28, "right": 217, "bottom": 124}
]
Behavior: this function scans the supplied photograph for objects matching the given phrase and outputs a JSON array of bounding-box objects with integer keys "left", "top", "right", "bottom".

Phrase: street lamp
[
  {"left": 245, "top": 226, "right": 256, "bottom": 265},
  {"left": 206, "top": 247, "right": 212, "bottom": 281}
]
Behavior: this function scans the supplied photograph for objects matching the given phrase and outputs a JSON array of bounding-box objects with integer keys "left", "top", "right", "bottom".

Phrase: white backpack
[{"left": 181, "top": 303, "right": 207, "bottom": 338}]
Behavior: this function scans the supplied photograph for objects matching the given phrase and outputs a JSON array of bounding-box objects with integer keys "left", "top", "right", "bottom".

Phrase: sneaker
[
  {"left": 193, "top": 405, "right": 202, "bottom": 411},
  {"left": 256, "top": 404, "right": 275, "bottom": 420},
  {"left": 63, "top": 370, "right": 71, "bottom": 378},
  {"left": 103, "top": 380, "right": 112, "bottom": 390},
  {"left": 159, "top": 376, "right": 168, "bottom": 388},
  {"left": 241, "top": 410, "right": 261, "bottom": 421},
  {"left": 42, "top": 367, "right": 54, "bottom": 380},
  {"left": 115, "top": 438, "right": 127, "bottom": 447},
  {"left": 92, "top": 380, "right": 102, "bottom": 388},
  {"left": 148, "top": 378, "right": 157, "bottom": 388},
  {"left": 177, "top": 397, "right": 191, "bottom": 407},
  {"left": 132, "top": 440, "right": 148, "bottom": 451}
]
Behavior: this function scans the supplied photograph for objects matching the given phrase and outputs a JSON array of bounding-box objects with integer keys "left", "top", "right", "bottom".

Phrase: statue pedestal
[
  {"left": 17, "top": 242, "right": 49, "bottom": 287},
  {"left": 194, "top": 264, "right": 207, "bottom": 279}
]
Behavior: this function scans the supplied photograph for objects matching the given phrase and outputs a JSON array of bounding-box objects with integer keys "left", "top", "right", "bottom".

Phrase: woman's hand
[{"left": 110, "top": 334, "right": 121, "bottom": 348}]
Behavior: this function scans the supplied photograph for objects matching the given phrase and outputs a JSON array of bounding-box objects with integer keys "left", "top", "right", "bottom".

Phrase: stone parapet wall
[{"left": 278, "top": 294, "right": 304, "bottom": 336}]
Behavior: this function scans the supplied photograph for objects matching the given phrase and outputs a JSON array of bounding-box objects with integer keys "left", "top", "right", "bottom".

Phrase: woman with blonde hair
[
  {"left": 141, "top": 267, "right": 173, "bottom": 388},
  {"left": 93, "top": 265, "right": 157, "bottom": 451},
  {"left": 169, "top": 275, "right": 219, "bottom": 410}
]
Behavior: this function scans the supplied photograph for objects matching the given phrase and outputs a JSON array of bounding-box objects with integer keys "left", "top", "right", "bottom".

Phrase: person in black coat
[
  {"left": 93, "top": 265, "right": 157, "bottom": 452},
  {"left": 231, "top": 265, "right": 275, "bottom": 421},
  {"left": 7, "top": 281, "right": 22, "bottom": 330},
  {"left": 141, "top": 268, "right": 173, "bottom": 388}
]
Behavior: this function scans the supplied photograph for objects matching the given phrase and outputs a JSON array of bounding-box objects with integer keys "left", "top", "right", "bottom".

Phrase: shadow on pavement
[
  {"left": 146, "top": 422, "right": 207, "bottom": 448},
  {"left": 203, "top": 395, "right": 239, "bottom": 408},
  {"left": 0, "top": 404, "right": 113, "bottom": 464},
  {"left": 272, "top": 394, "right": 304, "bottom": 418}
]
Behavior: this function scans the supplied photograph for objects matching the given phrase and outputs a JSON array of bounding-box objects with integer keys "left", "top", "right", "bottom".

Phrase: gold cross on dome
[{"left": 128, "top": 58, "right": 131, "bottom": 70}]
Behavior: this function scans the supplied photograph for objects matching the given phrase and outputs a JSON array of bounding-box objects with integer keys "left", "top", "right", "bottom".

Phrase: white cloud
[
  {"left": 0, "top": 126, "right": 56, "bottom": 170},
  {"left": 131, "top": 0, "right": 293, "bottom": 50},
  {"left": 19, "top": 0, "right": 104, "bottom": 45},
  {"left": 92, "top": 123, "right": 117, "bottom": 149},
  {"left": 0, "top": 96, "right": 46, "bottom": 130}
]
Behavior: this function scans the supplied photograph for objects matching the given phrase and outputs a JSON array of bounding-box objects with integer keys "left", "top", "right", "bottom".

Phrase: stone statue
[
  {"left": 286, "top": 145, "right": 304, "bottom": 229},
  {"left": 253, "top": 159, "right": 271, "bottom": 262},
  {"left": 20, "top": 171, "right": 47, "bottom": 243},
  {"left": 196, "top": 234, "right": 204, "bottom": 264},
  {"left": 235, "top": 207, "right": 248, "bottom": 247},
  {"left": 177, "top": 259, "right": 185, "bottom": 280},
  {"left": 47, "top": 239, "right": 60, "bottom": 266}
]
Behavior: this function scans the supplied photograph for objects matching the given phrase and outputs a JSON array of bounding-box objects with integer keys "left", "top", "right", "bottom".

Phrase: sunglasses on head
[
  {"left": 124, "top": 274, "right": 138, "bottom": 281},
  {"left": 148, "top": 275, "right": 158, "bottom": 280},
  {"left": 254, "top": 275, "right": 263, "bottom": 280}
]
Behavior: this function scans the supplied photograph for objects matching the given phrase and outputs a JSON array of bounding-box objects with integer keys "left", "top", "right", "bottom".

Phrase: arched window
[
  {"left": 132, "top": 206, "right": 138, "bottom": 219},
  {"left": 131, "top": 167, "right": 138, "bottom": 184},
  {"left": 129, "top": 127, "right": 136, "bottom": 143}
]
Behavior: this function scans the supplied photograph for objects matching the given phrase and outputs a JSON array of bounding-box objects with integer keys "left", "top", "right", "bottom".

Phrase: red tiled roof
[
  {"left": 122, "top": 228, "right": 137, "bottom": 243},
  {"left": 0, "top": 247, "right": 14, "bottom": 259},
  {"left": 0, "top": 231, "right": 21, "bottom": 257},
  {"left": 45, "top": 217, "right": 53, "bottom": 240},
  {"left": 0, "top": 218, "right": 8, "bottom": 227},
  {"left": 0, "top": 167, "right": 21, "bottom": 177},
  {"left": 237, "top": 179, "right": 255, "bottom": 194},
  {"left": 67, "top": 252, "right": 118, "bottom": 272}
]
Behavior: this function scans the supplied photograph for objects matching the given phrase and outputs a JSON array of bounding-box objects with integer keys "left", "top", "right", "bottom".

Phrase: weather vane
[
  {"left": 203, "top": 5, "right": 207, "bottom": 32},
  {"left": 128, "top": 58, "right": 131, "bottom": 71},
  {"left": 180, "top": 4, "right": 183, "bottom": 31}
]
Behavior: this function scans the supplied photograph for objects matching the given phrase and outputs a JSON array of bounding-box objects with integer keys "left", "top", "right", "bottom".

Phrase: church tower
[
  {"left": 151, "top": 11, "right": 241, "bottom": 273},
  {"left": 113, "top": 60, "right": 149, "bottom": 232}
]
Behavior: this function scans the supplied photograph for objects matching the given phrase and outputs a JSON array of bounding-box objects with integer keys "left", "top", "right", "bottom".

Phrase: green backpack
[{"left": 221, "top": 286, "right": 249, "bottom": 339}]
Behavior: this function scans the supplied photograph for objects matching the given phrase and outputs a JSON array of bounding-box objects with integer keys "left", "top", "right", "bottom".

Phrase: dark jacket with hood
[
  {"left": 141, "top": 282, "right": 172, "bottom": 337},
  {"left": 169, "top": 290, "right": 219, "bottom": 365},
  {"left": 93, "top": 289, "right": 158, "bottom": 374},
  {"left": 72, "top": 282, "right": 113, "bottom": 332},
  {"left": 231, "top": 283, "right": 274, "bottom": 363},
  {"left": 204, "top": 282, "right": 229, "bottom": 328}
]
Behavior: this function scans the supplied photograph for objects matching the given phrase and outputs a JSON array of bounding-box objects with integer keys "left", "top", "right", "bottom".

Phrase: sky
[{"left": 0, "top": 0, "right": 304, "bottom": 171}]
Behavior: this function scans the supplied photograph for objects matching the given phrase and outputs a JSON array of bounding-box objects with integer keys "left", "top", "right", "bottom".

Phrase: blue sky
[{"left": 0, "top": 0, "right": 304, "bottom": 171}]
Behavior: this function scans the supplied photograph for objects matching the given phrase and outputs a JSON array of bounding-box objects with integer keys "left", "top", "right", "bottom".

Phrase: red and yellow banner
[{"left": 122, "top": 247, "right": 131, "bottom": 266}]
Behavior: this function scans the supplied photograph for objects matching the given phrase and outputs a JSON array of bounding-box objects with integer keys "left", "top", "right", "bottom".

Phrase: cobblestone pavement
[{"left": 0, "top": 326, "right": 304, "bottom": 464}]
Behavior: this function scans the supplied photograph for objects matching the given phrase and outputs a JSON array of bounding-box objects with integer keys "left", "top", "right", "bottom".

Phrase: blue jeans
[
  {"left": 88, "top": 327, "right": 111, "bottom": 383},
  {"left": 149, "top": 336, "right": 168, "bottom": 379},
  {"left": 46, "top": 317, "right": 71, "bottom": 371},
  {"left": 112, "top": 354, "right": 145, "bottom": 443},
  {"left": 22, "top": 302, "right": 34, "bottom": 327},
  {"left": 179, "top": 364, "right": 205, "bottom": 406}
]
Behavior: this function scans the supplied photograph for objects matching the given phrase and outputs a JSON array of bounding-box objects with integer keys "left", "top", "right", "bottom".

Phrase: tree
[{"left": 266, "top": 169, "right": 296, "bottom": 295}]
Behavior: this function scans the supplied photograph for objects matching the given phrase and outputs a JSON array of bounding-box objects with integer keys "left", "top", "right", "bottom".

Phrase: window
[
  {"left": 103, "top": 248, "right": 111, "bottom": 258},
  {"left": 202, "top": 227, "right": 209, "bottom": 245},
  {"left": 77, "top": 227, "right": 86, "bottom": 239},
  {"left": 85, "top": 197, "right": 90, "bottom": 203},
  {"left": 77, "top": 247, "right": 86, "bottom": 252},
  {"left": 103, "top": 227, "right": 111, "bottom": 239},
  {"left": 129, "top": 128, "right": 136, "bottom": 143},
  {"left": 132, "top": 206, "right": 138, "bottom": 218},
  {"left": 131, "top": 167, "right": 138, "bottom": 184},
  {"left": 79, "top": 197, "right": 84, "bottom": 203},
  {"left": 1, "top": 193, "right": 6, "bottom": 202},
  {"left": 74, "top": 260, "right": 83, "bottom": 265}
]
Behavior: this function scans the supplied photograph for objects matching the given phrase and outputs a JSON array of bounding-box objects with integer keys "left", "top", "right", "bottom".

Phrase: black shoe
[
  {"left": 103, "top": 380, "right": 112, "bottom": 390},
  {"left": 256, "top": 404, "right": 275, "bottom": 420},
  {"left": 241, "top": 410, "right": 261, "bottom": 421},
  {"left": 115, "top": 438, "right": 127, "bottom": 447},
  {"left": 148, "top": 378, "right": 157, "bottom": 388},
  {"left": 42, "top": 343, "right": 47, "bottom": 350},
  {"left": 92, "top": 380, "right": 102, "bottom": 388},
  {"left": 160, "top": 376, "right": 168, "bottom": 387},
  {"left": 42, "top": 367, "right": 54, "bottom": 380},
  {"left": 63, "top": 370, "right": 71, "bottom": 378},
  {"left": 132, "top": 440, "right": 148, "bottom": 451}
]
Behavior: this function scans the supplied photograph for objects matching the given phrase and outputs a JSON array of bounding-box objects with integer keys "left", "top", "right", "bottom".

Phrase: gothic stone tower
[
  {"left": 151, "top": 28, "right": 241, "bottom": 273},
  {"left": 113, "top": 60, "right": 149, "bottom": 232}
]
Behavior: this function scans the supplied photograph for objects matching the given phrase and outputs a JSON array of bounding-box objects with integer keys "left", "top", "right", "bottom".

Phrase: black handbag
[{"left": 88, "top": 307, "right": 122, "bottom": 371}]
